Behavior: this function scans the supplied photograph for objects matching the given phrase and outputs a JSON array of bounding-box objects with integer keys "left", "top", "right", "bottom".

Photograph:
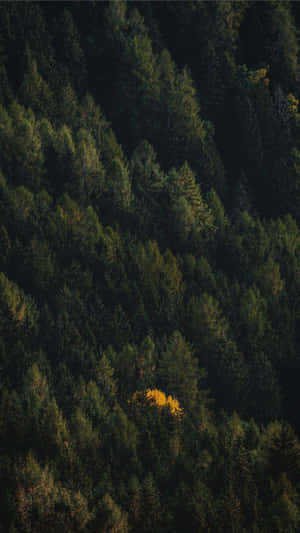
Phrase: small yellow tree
[{"left": 133, "top": 389, "right": 183, "bottom": 418}]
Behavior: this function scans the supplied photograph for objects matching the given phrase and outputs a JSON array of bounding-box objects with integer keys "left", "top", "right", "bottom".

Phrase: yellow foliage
[
  {"left": 287, "top": 93, "right": 299, "bottom": 114},
  {"left": 133, "top": 388, "right": 183, "bottom": 417},
  {"left": 249, "top": 68, "right": 269, "bottom": 86}
]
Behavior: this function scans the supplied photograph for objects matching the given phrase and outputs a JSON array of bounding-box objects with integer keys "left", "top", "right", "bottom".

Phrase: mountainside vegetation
[{"left": 0, "top": 1, "right": 299, "bottom": 531}]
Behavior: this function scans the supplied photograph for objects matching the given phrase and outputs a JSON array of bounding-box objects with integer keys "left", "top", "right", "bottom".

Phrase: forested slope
[{"left": 0, "top": 2, "right": 299, "bottom": 532}]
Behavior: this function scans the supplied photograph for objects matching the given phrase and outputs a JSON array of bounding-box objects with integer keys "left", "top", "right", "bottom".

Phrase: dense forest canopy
[{"left": 0, "top": 1, "right": 299, "bottom": 531}]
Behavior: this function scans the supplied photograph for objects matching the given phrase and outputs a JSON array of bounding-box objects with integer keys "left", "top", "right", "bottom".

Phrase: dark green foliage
[{"left": 0, "top": 2, "right": 299, "bottom": 532}]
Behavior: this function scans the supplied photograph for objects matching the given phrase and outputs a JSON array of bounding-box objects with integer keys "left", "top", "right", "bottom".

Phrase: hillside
[{"left": 0, "top": 2, "right": 300, "bottom": 532}]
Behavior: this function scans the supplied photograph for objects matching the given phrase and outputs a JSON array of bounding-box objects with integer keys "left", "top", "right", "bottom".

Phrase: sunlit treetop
[{"left": 133, "top": 388, "right": 183, "bottom": 418}]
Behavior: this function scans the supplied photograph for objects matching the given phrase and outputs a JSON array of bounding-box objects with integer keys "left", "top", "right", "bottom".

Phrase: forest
[{"left": 0, "top": 1, "right": 299, "bottom": 531}]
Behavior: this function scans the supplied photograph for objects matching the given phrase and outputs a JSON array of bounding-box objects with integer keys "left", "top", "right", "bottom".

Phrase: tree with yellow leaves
[
  {"left": 133, "top": 388, "right": 183, "bottom": 418},
  {"left": 248, "top": 67, "right": 270, "bottom": 87}
]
